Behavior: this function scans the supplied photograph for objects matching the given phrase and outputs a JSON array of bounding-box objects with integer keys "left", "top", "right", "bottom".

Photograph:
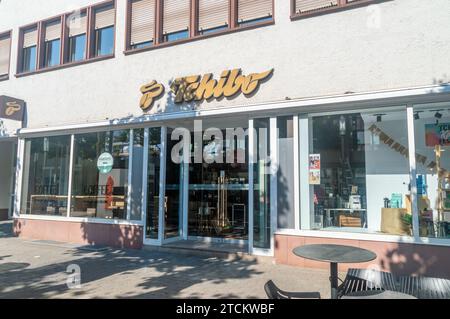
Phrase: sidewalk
[{"left": 0, "top": 221, "right": 332, "bottom": 299}]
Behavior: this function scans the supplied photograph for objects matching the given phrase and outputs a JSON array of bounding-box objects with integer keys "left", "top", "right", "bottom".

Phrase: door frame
[{"left": 8, "top": 141, "right": 17, "bottom": 219}]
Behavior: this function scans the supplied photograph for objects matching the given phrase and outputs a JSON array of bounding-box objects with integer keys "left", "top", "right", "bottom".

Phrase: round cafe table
[{"left": 293, "top": 244, "right": 377, "bottom": 299}]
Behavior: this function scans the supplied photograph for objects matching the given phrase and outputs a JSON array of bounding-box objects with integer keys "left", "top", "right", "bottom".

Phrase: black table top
[{"left": 293, "top": 244, "right": 377, "bottom": 264}]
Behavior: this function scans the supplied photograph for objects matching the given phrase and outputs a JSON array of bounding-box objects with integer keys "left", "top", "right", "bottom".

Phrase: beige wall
[
  {"left": 0, "top": 0, "right": 449, "bottom": 130},
  {"left": 275, "top": 234, "right": 450, "bottom": 278}
]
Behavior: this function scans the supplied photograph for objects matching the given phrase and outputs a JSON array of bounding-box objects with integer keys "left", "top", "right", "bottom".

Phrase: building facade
[{"left": 0, "top": 0, "right": 449, "bottom": 277}]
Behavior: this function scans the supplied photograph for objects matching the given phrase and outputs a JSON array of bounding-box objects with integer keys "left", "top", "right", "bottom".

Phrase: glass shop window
[
  {"left": 307, "top": 108, "right": 413, "bottom": 236},
  {"left": 70, "top": 130, "right": 129, "bottom": 220},
  {"left": 21, "top": 136, "right": 71, "bottom": 215},
  {"left": 277, "top": 116, "right": 295, "bottom": 229},
  {"left": 413, "top": 103, "right": 450, "bottom": 239}
]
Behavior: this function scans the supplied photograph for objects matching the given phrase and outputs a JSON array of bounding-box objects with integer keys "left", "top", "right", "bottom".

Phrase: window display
[
  {"left": 70, "top": 130, "right": 129, "bottom": 219},
  {"left": 413, "top": 103, "right": 450, "bottom": 238},
  {"left": 307, "top": 109, "right": 412, "bottom": 235},
  {"left": 21, "top": 136, "right": 71, "bottom": 215}
]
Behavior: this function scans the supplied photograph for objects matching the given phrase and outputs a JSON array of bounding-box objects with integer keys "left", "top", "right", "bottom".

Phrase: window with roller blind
[
  {"left": 162, "top": 0, "right": 190, "bottom": 42},
  {"left": 129, "top": 0, "right": 155, "bottom": 49},
  {"left": 237, "top": 0, "right": 273, "bottom": 27},
  {"left": 125, "top": 0, "right": 274, "bottom": 53},
  {"left": 20, "top": 26, "right": 38, "bottom": 73},
  {"left": 291, "top": 0, "right": 376, "bottom": 18},
  {"left": 16, "top": 2, "right": 115, "bottom": 75},
  {"left": 93, "top": 4, "right": 116, "bottom": 57},
  {"left": 198, "top": 0, "right": 229, "bottom": 35},
  {"left": 67, "top": 10, "right": 87, "bottom": 63},
  {"left": 43, "top": 19, "right": 62, "bottom": 68},
  {"left": 0, "top": 32, "right": 11, "bottom": 79}
]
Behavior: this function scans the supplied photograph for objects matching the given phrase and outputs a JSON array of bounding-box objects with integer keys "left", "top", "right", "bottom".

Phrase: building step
[{"left": 143, "top": 241, "right": 273, "bottom": 264}]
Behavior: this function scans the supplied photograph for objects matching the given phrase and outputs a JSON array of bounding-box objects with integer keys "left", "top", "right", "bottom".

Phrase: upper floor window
[
  {"left": 43, "top": 19, "right": 62, "bottom": 68},
  {"left": 126, "top": 0, "right": 273, "bottom": 51},
  {"left": 294, "top": 0, "right": 338, "bottom": 14},
  {"left": 94, "top": 4, "right": 116, "bottom": 57},
  {"left": 237, "top": 0, "right": 273, "bottom": 26},
  {"left": 21, "top": 26, "right": 38, "bottom": 73},
  {"left": 198, "top": 0, "right": 229, "bottom": 35},
  {"left": 0, "top": 31, "right": 11, "bottom": 79},
  {"left": 67, "top": 10, "right": 87, "bottom": 62},
  {"left": 163, "top": 0, "right": 190, "bottom": 42},
  {"left": 130, "top": 0, "right": 155, "bottom": 49},
  {"left": 17, "top": 1, "right": 115, "bottom": 76},
  {"left": 292, "top": 0, "right": 375, "bottom": 18}
]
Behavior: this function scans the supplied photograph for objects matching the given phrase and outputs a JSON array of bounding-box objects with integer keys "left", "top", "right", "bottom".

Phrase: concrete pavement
[{"left": 0, "top": 221, "right": 332, "bottom": 299}]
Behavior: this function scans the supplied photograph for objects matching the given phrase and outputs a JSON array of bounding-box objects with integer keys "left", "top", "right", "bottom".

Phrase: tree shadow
[
  {"left": 382, "top": 240, "right": 450, "bottom": 279},
  {"left": 0, "top": 246, "right": 262, "bottom": 299},
  {"left": 120, "top": 253, "right": 263, "bottom": 299}
]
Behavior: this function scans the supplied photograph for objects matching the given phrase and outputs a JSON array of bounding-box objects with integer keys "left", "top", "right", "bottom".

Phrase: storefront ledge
[
  {"left": 275, "top": 229, "right": 450, "bottom": 247},
  {"left": 15, "top": 214, "right": 143, "bottom": 226}
]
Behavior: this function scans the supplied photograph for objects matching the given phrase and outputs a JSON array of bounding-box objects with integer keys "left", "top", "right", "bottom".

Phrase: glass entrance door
[{"left": 187, "top": 118, "right": 249, "bottom": 241}]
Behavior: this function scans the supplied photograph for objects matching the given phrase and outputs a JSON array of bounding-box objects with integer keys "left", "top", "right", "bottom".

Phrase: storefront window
[
  {"left": 253, "top": 118, "right": 271, "bottom": 248},
  {"left": 307, "top": 108, "right": 412, "bottom": 236},
  {"left": 277, "top": 116, "right": 295, "bottom": 229},
  {"left": 413, "top": 103, "right": 450, "bottom": 239},
  {"left": 21, "top": 136, "right": 71, "bottom": 215},
  {"left": 145, "top": 128, "right": 161, "bottom": 239},
  {"left": 187, "top": 118, "right": 249, "bottom": 240},
  {"left": 165, "top": 127, "right": 182, "bottom": 239},
  {"left": 70, "top": 130, "right": 130, "bottom": 219},
  {"left": 130, "top": 129, "right": 145, "bottom": 221}
]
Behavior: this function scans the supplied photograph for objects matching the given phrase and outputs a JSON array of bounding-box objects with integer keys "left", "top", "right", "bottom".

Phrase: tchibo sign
[
  {"left": 0, "top": 95, "right": 25, "bottom": 122},
  {"left": 139, "top": 68, "right": 274, "bottom": 111}
]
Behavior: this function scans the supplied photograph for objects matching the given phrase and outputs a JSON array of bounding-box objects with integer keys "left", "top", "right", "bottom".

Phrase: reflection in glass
[
  {"left": 146, "top": 128, "right": 161, "bottom": 239},
  {"left": 188, "top": 124, "right": 249, "bottom": 240},
  {"left": 21, "top": 136, "right": 71, "bottom": 215},
  {"left": 22, "top": 46, "right": 36, "bottom": 72},
  {"left": 130, "top": 129, "right": 144, "bottom": 221},
  {"left": 277, "top": 116, "right": 295, "bottom": 229},
  {"left": 165, "top": 128, "right": 182, "bottom": 238},
  {"left": 68, "top": 34, "right": 86, "bottom": 62},
  {"left": 95, "top": 26, "right": 114, "bottom": 57},
  {"left": 131, "top": 40, "right": 153, "bottom": 50},
  {"left": 70, "top": 130, "right": 129, "bottom": 219},
  {"left": 253, "top": 118, "right": 271, "bottom": 248},
  {"left": 44, "top": 39, "right": 60, "bottom": 67},
  {"left": 413, "top": 103, "right": 450, "bottom": 238},
  {"left": 308, "top": 110, "right": 411, "bottom": 236},
  {"left": 163, "top": 30, "right": 189, "bottom": 42}
]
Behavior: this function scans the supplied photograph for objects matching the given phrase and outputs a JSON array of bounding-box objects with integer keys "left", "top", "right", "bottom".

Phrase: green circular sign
[{"left": 97, "top": 152, "right": 114, "bottom": 174}]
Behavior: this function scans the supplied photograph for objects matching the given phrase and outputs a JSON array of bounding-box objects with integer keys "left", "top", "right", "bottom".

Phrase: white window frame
[{"left": 16, "top": 128, "right": 144, "bottom": 226}]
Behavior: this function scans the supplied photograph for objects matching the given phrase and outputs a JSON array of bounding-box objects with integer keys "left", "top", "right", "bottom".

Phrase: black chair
[
  {"left": 264, "top": 280, "right": 321, "bottom": 299},
  {"left": 398, "top": 276, "right": 450, "bottom": 299},
  {"left": 339, "top": 268, "right": 397, "bottom": 297},
  {"left": 341, "top": 268, "right": 450, "bottom": 299}
]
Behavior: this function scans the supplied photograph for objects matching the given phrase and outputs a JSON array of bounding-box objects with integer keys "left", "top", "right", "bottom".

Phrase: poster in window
[
  {"left": 425, "top": 123, "right": 450, "bottom": 147},
  {"left": 309, "top": 154, "right": 321, "bottom": 185}
]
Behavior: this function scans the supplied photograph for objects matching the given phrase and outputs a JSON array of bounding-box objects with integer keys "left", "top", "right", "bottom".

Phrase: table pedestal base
[{"left": 330, "top": 262, "right": 338, "bottom": 299}]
